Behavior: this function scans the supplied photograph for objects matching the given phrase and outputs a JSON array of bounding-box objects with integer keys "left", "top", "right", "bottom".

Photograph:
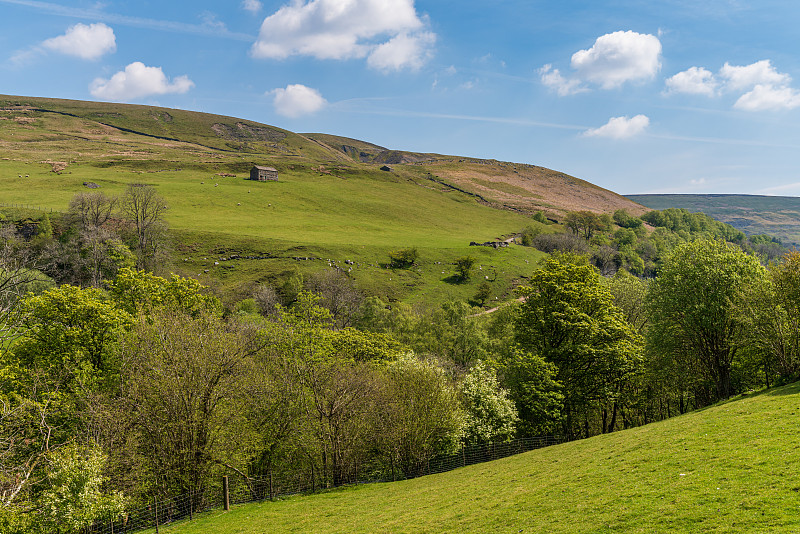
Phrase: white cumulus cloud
[
  {"left": 665, "top": 59, "right": 800, "bottom": 111},
  {"left": 539, "top": 64, "right": 586, "bottom": 96},
  {"left": 665, "top": 66, "right": 717, "bottom": 96},
  {"left": 367, "top": 31, "right": 435, "bottom": 72},
  {"left": 719, "top": 60, "right": 790, "bottom": 91},
  {"left": 41, "top": 22, "right": 116, "bottom": 60},
  {"left": 270, "top": 84, "right": 327, "bottom": 118},
  {"left": 570, "top": 31, "right": 662, "bottom": 89},
  {"left": 251, "top": 0, "right": 434, "bottom": 71},
  {"left": 584, "top": 115, "right": 650, "bottom": 139},
  {"left": 89, "top": 62, "right": 194, "bottom": 101},
  {"left": 242, "top": 0, "right": 262, "bottom": 13},
  {"left": 734, "top": 84, "right": 800, "bottom": 111}
]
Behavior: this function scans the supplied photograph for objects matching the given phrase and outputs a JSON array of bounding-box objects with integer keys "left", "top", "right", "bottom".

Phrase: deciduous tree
[
  {"left": 120, "top": 184, "right": 168, "bottom": 271},
  {"left": 373, "top": 355, "right": 464, "bottom": 479},
  {"left": 460, "top": 361, "right": 518, "bottom": 445},
  {"left": 120, "top": 310, "right": 253, "bottom": 498},
  {"left": 646, "top": 240, "right": 766, "bottom": 402},
  {"left": 515, "top": 256, "right": 642, "bottom": 437}
]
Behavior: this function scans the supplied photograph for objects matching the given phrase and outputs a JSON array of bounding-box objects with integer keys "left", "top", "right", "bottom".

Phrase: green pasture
[
  {"left": 0, "top": 157, "right": 547, "bottom": 304},
  {"left": 0, "top": 161, "right": 529, "bottom": 246},
  {"left": 170, "top": 230, "right": 545, "bottom": 304},
  {"left": 156, "top": 382, "right": 800, "bottom": 533},
  {"left": 0, "top": 95, "right": 556, "bottom": 304}
]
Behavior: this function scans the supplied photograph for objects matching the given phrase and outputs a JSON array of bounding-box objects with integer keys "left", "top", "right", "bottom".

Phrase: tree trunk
[{"left": 608, "top": 402, "right": 618, "bottom": 433}]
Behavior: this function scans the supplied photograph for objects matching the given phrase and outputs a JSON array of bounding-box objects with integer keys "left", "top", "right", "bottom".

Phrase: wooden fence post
[{"left": 223, "top": 475, "right": 230, "bottom": 511}]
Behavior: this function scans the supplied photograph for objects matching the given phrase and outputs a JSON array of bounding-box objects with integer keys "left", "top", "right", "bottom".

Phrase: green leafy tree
[
  {"left": 388, "top": 247, "right": 418, "bottom": 268},
  {"left": 765, "top": 251, "right": 800, "bottom": 378},
  {"left": 519, "top": 226, "right": 541, "bottom": 246},
  {"left": 473, "top": 281, "right": 492, "bottom": 306},
  {"left": 453, "top": 256, "right": 476, "bottom": 281},
  {"left": 373, "top": 355, "right": 464, "bottom": 479},
  {"left": 735, "top": 250, "right": 800, "bottom": 382},
  {"left": 273, "top": 294, "right": 402, "bottom": 487},
  {"left": 532, "top": 211, "right": 549, "bottom": 224},
  {"left": 4, "top": 286, "right": 133, "bottom": 506},
  {"left": 612, "top": 209, "right": 643, "bottom": 229},
  {"left": 646, "top": 240, "right": 767, "bottom": 402},
  {"left": 120, "top": 310, "right": 254, "bottom": 497},
  {"left": 14, "top": 285, "right": 133, "bottom": 379},
  {"left": 37, "top": 214, "right": 53, "bottom": 239},
  {"left": 605, "top": 269, "right": 649, "bottom": 335},
  {"left": 36, "top": 444, "right": 125, "bottom": 534},
  {"left": 460, "top": 361, "right": 518, "bottom": 445},
  {"left": 106, "top": 268, "right": 221, "bottom": 317},
  {"left": 515, "top": 256, "right": 642, "bottom": 437},
  {"left": 426, "top": 301, "right": 487, "bottom": 366},
  {"left": 564, "top": 211, "right": 609, "bottom": 240},
  {"left": 79, "top": 229, "right": 136, "bottom": 288},
  {"left": 499, "top": 348, "right": 564, "bottom": 436},
  {"left": 279, "top": 270, "right": 304, "bottom": 305}
]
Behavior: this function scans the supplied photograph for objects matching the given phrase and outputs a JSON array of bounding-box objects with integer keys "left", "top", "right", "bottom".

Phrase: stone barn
[{"left": 250, "top": 165, "right": 279, "bottom": 181}]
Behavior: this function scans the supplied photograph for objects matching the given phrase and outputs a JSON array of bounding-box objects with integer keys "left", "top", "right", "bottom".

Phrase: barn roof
[{"left": 253, "top": 165, "right": 278, "bottom": 172}]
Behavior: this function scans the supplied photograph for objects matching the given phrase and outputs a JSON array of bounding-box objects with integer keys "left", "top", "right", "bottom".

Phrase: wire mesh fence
[
  {"left": 0, "top": 203, "right": 56, "bottom": 213},
  {"left": 89, "top": 435, "right": 562, "bottom": 533}
]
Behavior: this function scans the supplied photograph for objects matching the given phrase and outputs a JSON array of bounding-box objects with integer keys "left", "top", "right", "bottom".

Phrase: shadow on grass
[
  {"left": 688, "top": 380, "right": 800, "bottom": 415},
  {"left": 441, "top": 274, "right": 468, "bottom": 285},
  {"left": 761, "top": 380, "right": 800, "bottom": 397}
]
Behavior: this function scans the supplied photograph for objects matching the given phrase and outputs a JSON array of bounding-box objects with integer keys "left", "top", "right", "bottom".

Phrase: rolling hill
[
  {"left": 158, "top": 382, "right": 800, "bottom": 533},
  {"left": 0, "top": 95, "right": 646, "bottom": 303},
  {"left": 627, "top": 194, "right": 800, "bottom": 246}
]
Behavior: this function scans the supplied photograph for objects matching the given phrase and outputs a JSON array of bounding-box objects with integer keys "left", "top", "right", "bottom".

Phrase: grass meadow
[
  {"left": 154, "top": 382, "right": 800, "bottom": 534},
  {"left": 0, "top": 157, "right": 547, "bottom": 304}
]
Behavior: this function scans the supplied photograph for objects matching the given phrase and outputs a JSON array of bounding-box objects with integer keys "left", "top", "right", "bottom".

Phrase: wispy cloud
[
  {"left": 638, "top": 176, "right": 736, "bottom": 194},
  {"left": 335, "top": 103, "right": 590, "bottom": 131},
  {"left": 242, "top": 0, "right": 262, "bottom": 14},
  {"left": 754, "top": 181, "right": 800, "bottom": 195},
  {"left": 340, "top": 103, "right": 800, "bottom": 151},
  {"left": 0, "top": 0, "right": 254, "bottom": 41}
]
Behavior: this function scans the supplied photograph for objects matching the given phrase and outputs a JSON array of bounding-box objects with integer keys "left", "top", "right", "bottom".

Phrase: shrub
[
  {"left": 454, "top": 256, "right": 476, "bottom": 281},
  {"left": 388, "top": 247, "right": 418, "bottom": 268},
  {"left": 531, "top": 233, "right": 590, "bottom": 255}
]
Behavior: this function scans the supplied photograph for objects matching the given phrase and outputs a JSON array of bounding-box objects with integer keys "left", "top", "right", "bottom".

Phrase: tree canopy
[{"left": 646, "top": 239, "right": 767, "bottom": 402}]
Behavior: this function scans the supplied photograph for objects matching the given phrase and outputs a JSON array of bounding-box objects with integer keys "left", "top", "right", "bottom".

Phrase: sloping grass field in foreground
[{"left": 158, "top": 382, "right": 800, "bottom": 533}]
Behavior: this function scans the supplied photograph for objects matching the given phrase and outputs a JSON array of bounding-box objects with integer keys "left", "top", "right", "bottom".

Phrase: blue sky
[{"left": 2, "top": 0, "right": 800, "bottom": 196}]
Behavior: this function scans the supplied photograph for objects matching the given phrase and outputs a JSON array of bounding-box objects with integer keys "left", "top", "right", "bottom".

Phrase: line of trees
[
  {"left": 0, "top": 270, "right": 520, "bottom": 532},
  {"left": 1, "top": 199, "right": 799, "bottom": 532},
  {"left": 523, "top": 208, "right": 786, "bottom": 276}
]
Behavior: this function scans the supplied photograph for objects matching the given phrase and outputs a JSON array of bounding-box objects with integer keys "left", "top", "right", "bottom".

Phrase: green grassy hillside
[
  {"left": 627, "top": 194, "right": 800, "bottom": 245},
  {"left": 0, "top": 95, "right": 643, "bottom": 303},
  {"left": 158, "top": 382, "right": 800, "bottom": 533}
]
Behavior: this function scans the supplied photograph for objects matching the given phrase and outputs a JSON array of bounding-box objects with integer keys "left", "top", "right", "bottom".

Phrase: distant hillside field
[
  {"left": 158, "top": 382, "right": 800, "bottom": 533},
  {"left": 0, "top": 95, "right": 644, "bottom": 303},
  {"left": 627, "top": 194, "right": 800, "bottom": 245}
]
